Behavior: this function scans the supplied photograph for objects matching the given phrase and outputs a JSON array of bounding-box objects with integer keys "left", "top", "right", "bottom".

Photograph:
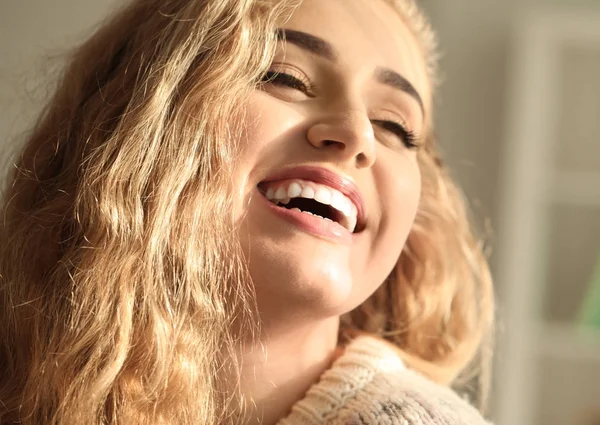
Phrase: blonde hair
[{"left": 0, "top": 0, "right": 494, "bottom": 424}]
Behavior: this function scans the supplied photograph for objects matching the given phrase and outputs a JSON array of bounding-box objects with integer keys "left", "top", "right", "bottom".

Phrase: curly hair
[{"left": 0, "top": 0, "right": 494, "bottom": 424}]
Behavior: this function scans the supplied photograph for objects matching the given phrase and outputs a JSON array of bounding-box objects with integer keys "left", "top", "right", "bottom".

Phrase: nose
[{"left": 306, "top": 107, "right": 376, "bottom": 169}]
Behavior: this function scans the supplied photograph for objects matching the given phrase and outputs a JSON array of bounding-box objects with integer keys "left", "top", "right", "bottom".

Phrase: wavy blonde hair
[{"left": 0, "top": 0, "right": 494, "bottom": 424}]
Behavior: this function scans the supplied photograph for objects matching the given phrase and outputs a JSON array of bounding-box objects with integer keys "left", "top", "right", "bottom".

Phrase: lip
[
  {"left": 258, "top": 165, "right": 366, "bottom": 232},
  {"left": 257, "top": 190, "right": 353, "bottom": 244}
]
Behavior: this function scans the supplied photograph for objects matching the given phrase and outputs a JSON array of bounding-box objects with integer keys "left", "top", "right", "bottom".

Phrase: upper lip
[{"left": 259, "top": 165, "right": 366, "bottom": 232}]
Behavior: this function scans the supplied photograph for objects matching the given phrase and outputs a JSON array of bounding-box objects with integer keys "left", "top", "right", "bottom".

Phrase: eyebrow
[
  {"left": 276, "top": 28, "right": 337, "bottom": 62},
  {"left": 276, "top": 28, "right": 424, "bottom": 114},
  {"left": 375, "top": 68, "right": 424, "bottom": 113}
]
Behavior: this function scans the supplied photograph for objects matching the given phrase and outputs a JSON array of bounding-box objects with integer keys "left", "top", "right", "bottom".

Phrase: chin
[{"left": 243, "top": 233, "right": 359, "bottom": 320}]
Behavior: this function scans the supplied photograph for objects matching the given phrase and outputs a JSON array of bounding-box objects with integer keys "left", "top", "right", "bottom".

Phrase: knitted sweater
[{"left": 276, "top": 336, "right": 491, "bottom": 425}]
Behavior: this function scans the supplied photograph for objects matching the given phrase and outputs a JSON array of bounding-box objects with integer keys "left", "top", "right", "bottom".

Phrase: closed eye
[
  {"left": 261, "top": 71, "right": 314, "bottom": 97},
  {"left": 260, "top": 70, "right": 419, "bottom": 149},
  {"left": 372, "top": 119, "right": 419, "bottom": 149}
]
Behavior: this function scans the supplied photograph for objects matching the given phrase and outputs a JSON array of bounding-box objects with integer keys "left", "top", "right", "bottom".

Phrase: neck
[{"left": 239, "top": 316, "right": 340, "bottom": 425}]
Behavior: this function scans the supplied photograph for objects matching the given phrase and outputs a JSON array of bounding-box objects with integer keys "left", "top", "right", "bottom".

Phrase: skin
[{"left": 232, "top": 0, "right": 431, "bottom": 423}]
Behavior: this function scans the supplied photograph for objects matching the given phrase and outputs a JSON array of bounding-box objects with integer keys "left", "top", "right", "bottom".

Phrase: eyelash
[
  {"left": 261, "top": 70, "right": 419, "bottom": 149},
  {"left": 371, "top": 119, "right": 419, "bottom": 149},
  {"left": 261, "top": 70, "right": 314, "bottom": 96}
]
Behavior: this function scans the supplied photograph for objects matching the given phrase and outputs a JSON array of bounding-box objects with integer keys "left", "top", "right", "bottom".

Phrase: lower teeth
[
  {"left": 288, "top": 206, "right": 325, "bottom": 220},
  {"left": 276, "top": 202, "right": 334, "bottom": 224}
]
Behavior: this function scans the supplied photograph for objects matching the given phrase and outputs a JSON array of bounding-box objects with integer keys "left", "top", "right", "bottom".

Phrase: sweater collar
[{"left": 276, "top": 335, "right": 405, "bottom": 425}]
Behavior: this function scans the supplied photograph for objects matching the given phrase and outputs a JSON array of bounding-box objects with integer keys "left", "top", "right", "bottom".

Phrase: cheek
[
  {"left": 231, "top": 93, "right": 303, "bottom": 215},
  {"left": 343, "top": 154, "right": 421, "bottom": 310},
  {"left": 388, "top": 157, "right": 421, "bottom": 216},
  {"left": 372, "top": 154, "right": 421, "bottom": 273},
  {"left": 380, "top": 154, "right": 422, "bottom": 243},
  {"left": 237, "top": 93, "right": 304, "bottom": 159}
]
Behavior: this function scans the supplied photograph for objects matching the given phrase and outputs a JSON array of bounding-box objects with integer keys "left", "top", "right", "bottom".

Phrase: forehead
[{"left": 281, "top": 0, "right": 430, "bottom": 108}]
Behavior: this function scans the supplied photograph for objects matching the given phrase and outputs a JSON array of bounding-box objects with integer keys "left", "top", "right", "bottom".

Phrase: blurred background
[{"left": 1, "top": 1, "right": 599, "bottom": 424}]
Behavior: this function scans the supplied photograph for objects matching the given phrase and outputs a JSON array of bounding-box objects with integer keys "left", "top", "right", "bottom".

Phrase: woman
[{"left": 0, "top": 0, "right": 494, "bottom": 424}]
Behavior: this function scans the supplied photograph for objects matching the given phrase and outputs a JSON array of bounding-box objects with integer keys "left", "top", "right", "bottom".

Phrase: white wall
[
  {"left": 420, "top": 0, "right": 600, "bottom": 259},
  {"left": 0, "top": 0, "right": 118, "bottom": 166}
]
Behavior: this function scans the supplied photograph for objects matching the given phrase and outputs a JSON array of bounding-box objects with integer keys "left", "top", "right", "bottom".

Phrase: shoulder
[{"left": 278, "top": 336, "right": 492, "bottom": 425}]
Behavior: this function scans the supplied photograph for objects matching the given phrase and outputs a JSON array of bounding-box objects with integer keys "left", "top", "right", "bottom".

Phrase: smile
[
  {"left": 260, "top": 179, "right": 358, "bottom": 233},
  {"left": 255, "top": 165, "right": 366, "bottom": 243}
]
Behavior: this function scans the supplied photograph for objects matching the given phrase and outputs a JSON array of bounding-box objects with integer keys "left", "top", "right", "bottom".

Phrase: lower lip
[{"left": 257, "top": 189, "right": 353, "bottom": 245}]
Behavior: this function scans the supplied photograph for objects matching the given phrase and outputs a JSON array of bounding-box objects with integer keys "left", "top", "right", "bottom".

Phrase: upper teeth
[{"left": 264, "top": 179, "right": 358, "bottom": 233}]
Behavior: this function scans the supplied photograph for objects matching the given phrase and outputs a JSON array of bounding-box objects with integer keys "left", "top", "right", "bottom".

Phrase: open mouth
[{"left": 257, "top": 179, "right": 359, "bottom": 233}]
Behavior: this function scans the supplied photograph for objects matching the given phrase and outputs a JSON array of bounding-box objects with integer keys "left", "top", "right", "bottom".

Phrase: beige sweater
[{"left": 277, "top": 336, "right": 491, "bottom": 425}]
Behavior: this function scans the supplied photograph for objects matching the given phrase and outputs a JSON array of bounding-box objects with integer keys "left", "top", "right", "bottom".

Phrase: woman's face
[{"left": 235, "top": 0, "right": 429, "bottom": 323}]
